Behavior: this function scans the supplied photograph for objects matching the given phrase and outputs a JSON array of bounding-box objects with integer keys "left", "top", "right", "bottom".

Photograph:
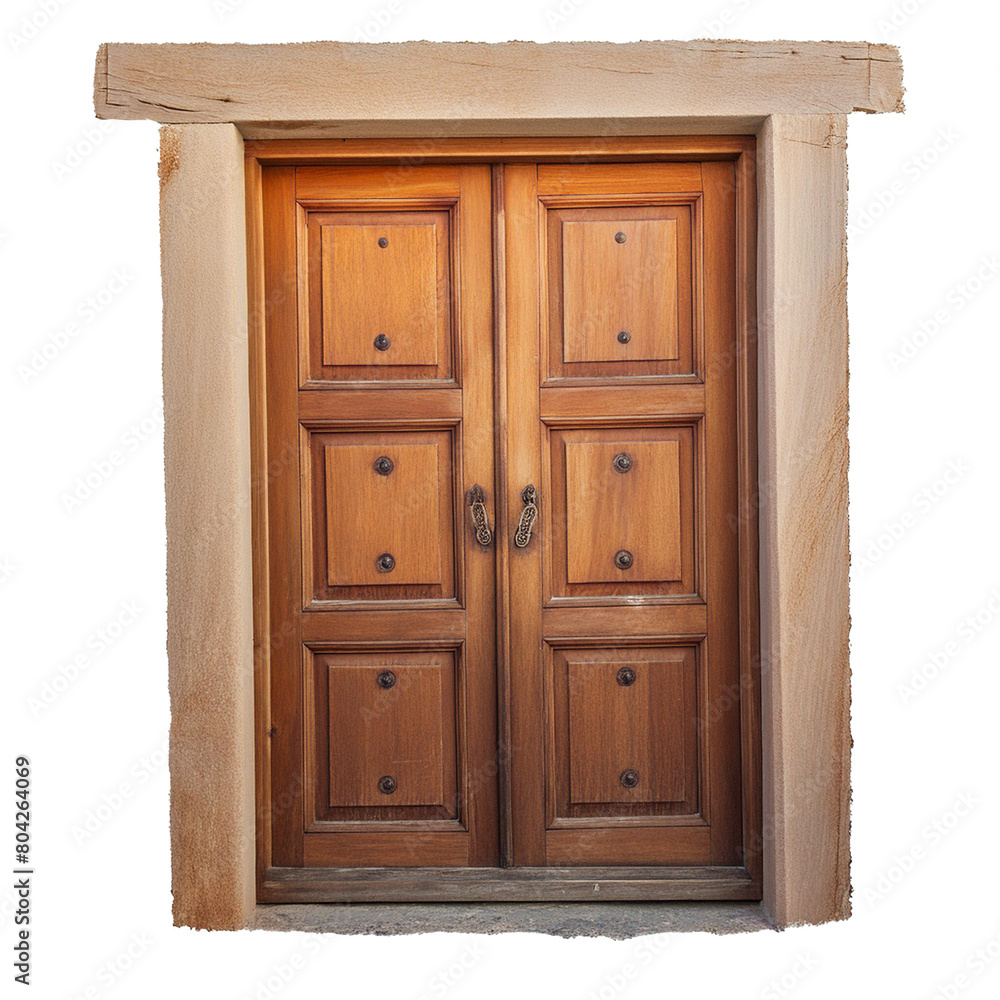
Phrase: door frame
[
  {"left": 247, "top": 140, "right": 760, "bottom": 903},
  {"left": 99, "top": 39, "right": 901, "bottom": 930}
]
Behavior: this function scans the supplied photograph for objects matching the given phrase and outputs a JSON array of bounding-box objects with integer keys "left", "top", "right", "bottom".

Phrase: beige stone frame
[{"left": 96, "top": 40, "right": 903, "bottom": 932}]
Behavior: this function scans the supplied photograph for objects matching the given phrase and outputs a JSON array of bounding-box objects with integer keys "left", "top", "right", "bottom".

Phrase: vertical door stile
[
  {"left": 503, "top": 163, "right": 547, "bottom": 866},
  {"left": 490, "top": 163, "right": 514, "bottom": 867}
]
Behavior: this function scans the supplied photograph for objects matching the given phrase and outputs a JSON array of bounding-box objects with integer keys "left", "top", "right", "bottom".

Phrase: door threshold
[
  {"left": 259, "top": 865, "right": 761, "bottom": 903},
  {"left": 251, "top": 899, "right": 772, "bottom": 938}
]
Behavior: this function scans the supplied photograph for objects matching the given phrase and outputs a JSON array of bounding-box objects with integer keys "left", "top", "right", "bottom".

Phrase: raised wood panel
[
  {"left": 550, "top": 645, "right": 699, "bottom": 823},
  {"left": 567, "top": 655, "right": 686, "bottom": 804},
  {"left": 545, "top": 202, "right": 696, "bottom": 381},
  {"left": 566, "top": 439, "right": 681, "bottom": 584},
  {"left": 305, "top": 428, "right": 457, "bottom": 605},
  {"left": 546, "top": 424, "right": 698, "bottom": 601},
  {"left": 326, "top": 660, "right": 451, "bottom": 808},
  {"left": 325, "top": 442, "right": 443, "bottom": 586},
  {"left": 562, "top": 216, "right": 678, "bottom": 362},
  {"left": 320, "top": 217, "right": 442, "bottom": 367},
  {"left": 305, "top": 208, "right": 454, "bottom": 384},
  {"left": 307, "top": 648, "right": 459, "bottom": 825}
]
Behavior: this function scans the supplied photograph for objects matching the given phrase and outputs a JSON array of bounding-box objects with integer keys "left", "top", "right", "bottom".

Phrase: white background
[{"left": 2, "top": 2, "right": 998, "bottom": 998}]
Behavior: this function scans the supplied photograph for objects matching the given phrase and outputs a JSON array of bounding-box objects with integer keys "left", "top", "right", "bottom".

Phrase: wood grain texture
[
  {"left": 260, "top": 864, "right": 759, "bottom": 902},
  {"left": 323, "top": 657, "right": 453, "bottom": 811},
  {"left": 320, "top": 217, "right": 443, "bottom": 367},
  {"left": 95, "top": 41, "right": 903, "bottom": 133},
  {"left": 757, "top": 115, "right": 850, "bottom": 927},
  {"left": 561, "top": 217, "right": 679, "bottom": 362},
  {"left": 305, "top": 206, "right": 455, "bottom": 385},
  {"left": 323, "top": 439, "right": 447, "bottom": 587},
  {"left": 561, "top": 649, "right": 696, "bottom": 810},
  {"left": 502, "top": 163, "right": 547, "bottom": 865},
  {"left": 506, "top": 158, "right": 754, "bottom": 873},
  {"left": 260, "top": 162, "right": 499, "bottom": 872},
  {"left": 564, "top": 437, "right": 684, "bottom": 585},
  {"left": 247, "top": 136, "right": 758, "bottom": 163}
]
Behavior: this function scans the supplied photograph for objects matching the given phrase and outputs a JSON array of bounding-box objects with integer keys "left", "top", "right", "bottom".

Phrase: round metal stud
[
  {"left": 616, "top": 667, "right": 636, "bottom": 687},
  {"left": 619, "top": 768, "right": 639, "bottom": 788},
  {"left": 612, "top": 452, "right": 633, "bottom": 473},
  {"left": 376, "top": 670, "right": 397, "bottom": 689},
  {"left": 373, "top": 455, "right": 394, "bottom": 476},
  {"left": 614, "top": 231, "right": 628, "bottom": 244},
  {"left": 614, "top": 549, "right": 634, "bottom": 570},
  {"left": 376, "top": 552, "right": 396, "bottom": 573},
  {"left": 377, "top": 236, "right": 389, "bottom": 248},
  {"left": 377, "top": 775, "right": 397, "bottom": 795},
  {"left": 373, "top": 333, "right": 391, "bottom": 351},
  {"left": 617, "top": 330, "right": 631, "bottom": 344}
]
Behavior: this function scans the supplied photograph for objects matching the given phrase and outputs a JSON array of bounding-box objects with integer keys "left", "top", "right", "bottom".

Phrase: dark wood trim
[
  {"left": 244, "top": 136, "right": 756, "bottom": 166},
  {"left": 246, "top": 154, "right": 272, "bottom": 886},
  {"left": 491, "top": 163, "right": 514, "bottom": 868},
  {"left": 260, "top": 865, "right": 761, "bottom": 902},
  {"left": 735, "top": 148, "right": 763, "bottom": 887}
]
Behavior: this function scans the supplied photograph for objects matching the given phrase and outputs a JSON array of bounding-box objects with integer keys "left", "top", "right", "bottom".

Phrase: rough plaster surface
[
  {"left": 757, "top": 115, "right": 851, "bottom": 927},
  {"left": 161, "top": 123, "right": 255, "bottom": 930},
  {"left": 251, "top": 902, "right": 772, "bottom": 939}
]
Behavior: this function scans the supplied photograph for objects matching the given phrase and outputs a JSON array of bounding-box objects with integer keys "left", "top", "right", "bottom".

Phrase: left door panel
[{"left": 259, "top": 164, "right": 498, "bottom": 870}]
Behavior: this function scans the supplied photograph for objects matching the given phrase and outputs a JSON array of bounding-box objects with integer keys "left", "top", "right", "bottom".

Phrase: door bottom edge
[{"left": 259, "top": 865, "right": 761, "bottom": 903}]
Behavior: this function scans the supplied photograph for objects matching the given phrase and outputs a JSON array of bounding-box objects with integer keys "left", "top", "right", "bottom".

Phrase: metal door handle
[
  {"left": 465, "top": 484, "right": 493, "bottom": 546},
  {"left": 513, "top": 484, "right": 538, "bottom": 549}
]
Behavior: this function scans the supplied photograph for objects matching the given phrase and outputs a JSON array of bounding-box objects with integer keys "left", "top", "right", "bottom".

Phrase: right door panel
[{"left": 505, "top": 160, "right": 747, "bottom": 869}]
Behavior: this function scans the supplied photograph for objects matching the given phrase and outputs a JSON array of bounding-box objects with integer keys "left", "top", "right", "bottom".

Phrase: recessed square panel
[
  {"left": 329, "top": 662, "right": 446, "bottom": 807},
  {"left": 322, "top": 223, "right": 438, "bottom": 367},
  {"left": 565, "top": 439, "right": 681, "bottom": 584},
  {"left": 562, "top": 218, "right": 678, "bottom": 363},
  {"left": 545, "top": 204, "right": 695, "bottom": 381},
  {"left": 549, "top": 645, "right": 700, "bottom": 820},
  {"left": 304, "top": 429, "right": 456, "bottom": 605},
  {"left": 325, "top": 442, "right": 442, "bottom": 586},
  {"left": 307, "top": 649, "right": 459, "bottom": 823},
  {"left": 547, "top": 425, "right": 697, "bottom": 601},
  {"left": 303, "top": 209, "right": 454, "bottom": 383}
]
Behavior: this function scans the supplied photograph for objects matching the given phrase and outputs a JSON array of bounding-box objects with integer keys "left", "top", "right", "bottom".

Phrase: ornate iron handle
[
  {"left": 513, "top": 484, "right": 538, "bottom": 549},
  {"left": 465, "top": 484, "right": 493, "bottom": 546}
]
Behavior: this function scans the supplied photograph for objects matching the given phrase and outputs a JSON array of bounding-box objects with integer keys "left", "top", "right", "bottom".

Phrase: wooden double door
[{"left": 256, "top": 146, "right": 760, "bottom": 901}]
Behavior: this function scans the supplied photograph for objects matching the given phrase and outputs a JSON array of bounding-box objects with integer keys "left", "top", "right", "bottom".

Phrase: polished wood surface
[
  {"left": 254, "top": 144, "right": 759, "bottom": 896},
  {"left": 261, "top": 163, "right": 498, "bottom": 869},
  {"left": 319, "top": 214, "right": 446, "bottom": 369},
  {"left": 504, "top": 159, "right": 747, "bottom": 868}
]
